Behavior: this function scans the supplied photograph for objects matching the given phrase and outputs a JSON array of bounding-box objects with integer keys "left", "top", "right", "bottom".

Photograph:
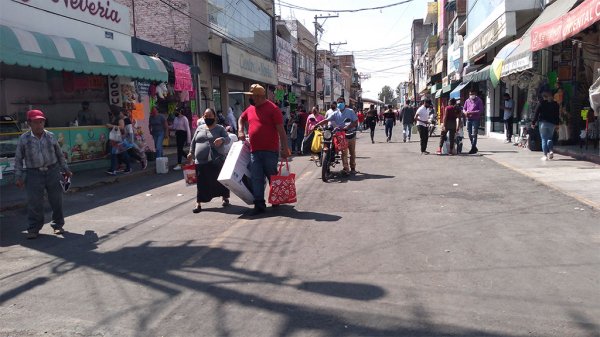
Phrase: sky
[{"left": 276, "top": 0, "right": 428, "bottom": 101}]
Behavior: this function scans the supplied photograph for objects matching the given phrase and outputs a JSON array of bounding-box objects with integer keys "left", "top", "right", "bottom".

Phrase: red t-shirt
[{"left": 241, "top": 100, "right": 283, "bottom": 152}]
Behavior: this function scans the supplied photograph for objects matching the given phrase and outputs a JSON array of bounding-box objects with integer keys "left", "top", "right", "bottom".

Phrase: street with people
[{"left": 2, "top": 0, "right": 600, "bottom": 336}]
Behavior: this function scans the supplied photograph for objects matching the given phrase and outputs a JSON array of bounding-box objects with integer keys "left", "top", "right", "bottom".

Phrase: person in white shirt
[
  {"left": 225, "top": 106, "right": 237, "bottom": 133},
  {"left": 502, "top": 93, "right": 514, "bottom": 143},
  {"left": 414, "top": 100, "right": 432, "bottom": 154},
  {"left": 172, "top": 107, "right": 191, "bottom": 170}
]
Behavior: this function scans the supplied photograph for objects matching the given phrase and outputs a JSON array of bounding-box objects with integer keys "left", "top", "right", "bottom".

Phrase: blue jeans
[
  {"left": 403, "top": 124, "right": 412, "bottom": 140},
  {"left": 539, "top": 121, "right": 556, "bottom": 155},
  {"left": 152, "top": 131, "right": 165, "bottom": 158},
  {"left": 467, "top": 119, "right": 480, "bottom": 148},
  {"left": 110, "top": 150, "right": 131, "bottom": 172},
  {"left": 250, "top": 150, "right": 279, "bottom": 207},
  {"left": 25, "top": 165, "right": 64, "bottom": 233},
  {"left": 385, "top": 119, "right": 395, "bottom": 139}
]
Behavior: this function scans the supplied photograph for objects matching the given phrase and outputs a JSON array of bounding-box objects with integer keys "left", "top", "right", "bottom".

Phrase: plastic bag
[
  {"left": 268, "top": 160, "right": 297, "bottom": 205},
  {"left": 311, "top": 130, "right": 322, "bottom": 153},
  {"left": 109, "top": 127, "right": 122, "bottom": 142},
  {"left": 183, "top": 163, "right": 197, "bottom": 186},
  {"left": 334, "top": 131, "right": 348, "bottom": 151}
]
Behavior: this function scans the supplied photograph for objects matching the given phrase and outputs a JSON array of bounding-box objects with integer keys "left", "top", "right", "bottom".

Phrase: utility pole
[
  {"left": 329, "top": 42, "right": 347, "bottom": 103},
  {"left": 313, "top": 14, "right": 338, "bottom": 110}
]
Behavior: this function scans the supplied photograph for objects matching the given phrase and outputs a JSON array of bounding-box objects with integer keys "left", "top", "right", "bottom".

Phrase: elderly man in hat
[
  {"left": 238, "top": 84, "right": 290, "bottom": 216},
  {"left": 15, "top": 110, "right": 73, "bottom": 239}
]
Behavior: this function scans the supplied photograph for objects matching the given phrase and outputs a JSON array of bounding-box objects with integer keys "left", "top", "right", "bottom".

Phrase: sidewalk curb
[{"left": 554, "top": 148, "right": 600, "bottom": 165}]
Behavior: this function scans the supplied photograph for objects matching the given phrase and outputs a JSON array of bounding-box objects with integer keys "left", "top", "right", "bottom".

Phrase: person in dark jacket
[
  {"left": 532, "top": 90, "right": 560, "bottom": 160},
  {"left": 399, "top": 100, "right": 415, "bottom": 142},
  {"left": 383, "top": 104, "right": 396, "bottom": 142},
  {"left": 365, "top": 104, "right": 378, "bottom": 144}
]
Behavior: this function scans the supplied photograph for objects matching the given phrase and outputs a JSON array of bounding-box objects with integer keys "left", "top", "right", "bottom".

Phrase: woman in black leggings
[{"left": 365, "top": 105, "right": 378, "bottom": 143}]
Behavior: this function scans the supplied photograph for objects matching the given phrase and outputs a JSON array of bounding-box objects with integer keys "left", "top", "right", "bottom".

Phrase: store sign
[
  {"left": 17, "top": 0, "right": 130, "bottom": 35},
  {"left": 531, "top": 0, "right": 600, "bottom": 51},
  {"left": 501, "top": 53, "right": 533, "bottom": 77},
  {"left": 276, "top": 36, "right": 293, "bottom": 85},
  {"left": 108, "top": 76, "right": 122, "bottom": 106},
  {"left": 447, "top": 41, "right": 463, "bottom": 75},
  {"left": 465, "top": 12, "right": 516, "bottom": 60},
  {"left": 222, "top": 44, "right": 277, "bottom": 85}
]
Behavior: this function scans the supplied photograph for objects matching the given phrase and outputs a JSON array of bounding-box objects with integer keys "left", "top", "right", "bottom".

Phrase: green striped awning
[{"left": 0, "top": 25, "right": 168, "bottom": 82}]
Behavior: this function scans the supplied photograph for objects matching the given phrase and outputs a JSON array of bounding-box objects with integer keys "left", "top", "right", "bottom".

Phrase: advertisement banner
[
  {"left": 222, "top": 44, "right": 277, "bottom": 85},
  {"left": 531, "top": 0, "right": 600, "bottom": 51}
]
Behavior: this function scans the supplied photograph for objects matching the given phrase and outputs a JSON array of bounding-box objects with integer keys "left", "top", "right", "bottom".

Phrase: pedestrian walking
[
  {"left": 437, "top": 98, "right": 462, "bottom": 155},
  {"left": 357, "top": 109, "right": 365, "bottom": 132},
  {"left": 172, "top": 107, "right": 192, "bottom": 170},
  {"left": 296, "top": 106, "right": 309, "bottom": 155},
  {"left": 337, "top": 97, "right": 359, "bottom": 174},
  {"left": 532, "top": 90, "right": 560, "bottom": 160},
  {"left": 365, "top": 104, "right": 378, "bottom": 143},
  {"left": 187, "top": 108, "right": 231, "bottom": 213},
  {"left": 415, "top": 100, "right": 432, "bottom": 154},
  {"left": 15, "top": 109, "right": 73, "bottom": 239},
  {"left": 105, "top": 110, "right": 132, "bottom": 175},
  {"left": 502, "top": 93, "right": 514, "bottom": 143},
  {"left": 237, "top": 84, "right": 290, "bottom": 216},
  {"left": 123, "top": 110, "right": 147, "bottom": 170},
  {"left": 400, "top": 100, "right": 415, "bottom": 142},
  {"left": 383, "top": 104, "right": 396, "bottom": 142},
  {"left": 149, "top": 107, "right": 168, "bottom": 158},
  {"left": 463, "top": 89, "right": 484, "bottom": 154}
]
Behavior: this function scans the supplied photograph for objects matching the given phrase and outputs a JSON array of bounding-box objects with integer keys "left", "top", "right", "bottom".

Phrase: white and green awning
[{"left": 0, "top": 24, "right": 168, "bottom": 82}]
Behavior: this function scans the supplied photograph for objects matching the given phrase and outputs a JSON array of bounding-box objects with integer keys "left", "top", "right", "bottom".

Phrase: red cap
[{"left": 27, "top": 110, "right": 46, "bottom": 121}]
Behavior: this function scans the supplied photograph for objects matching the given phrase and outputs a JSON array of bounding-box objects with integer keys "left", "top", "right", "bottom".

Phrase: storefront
[
  {"left": 0, "top": 1, "right": 168, "bottom": 183},
  {"left": 499, "top": 0, "right": 585, "bottom": 143}
]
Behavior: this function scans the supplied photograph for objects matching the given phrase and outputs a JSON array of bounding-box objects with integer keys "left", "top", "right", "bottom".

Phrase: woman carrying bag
[{"left": 187, "top": 108, "right": 231, "bottom": 213}]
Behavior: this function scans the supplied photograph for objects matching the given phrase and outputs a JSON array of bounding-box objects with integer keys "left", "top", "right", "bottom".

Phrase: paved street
[{"left": 1, "top": 128, "right": 599, "bottom": 337}]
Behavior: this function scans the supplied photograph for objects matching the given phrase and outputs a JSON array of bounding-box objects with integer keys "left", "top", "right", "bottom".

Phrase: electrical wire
[{"left": 279, "top": 0, "right": 416, "bottom": 13}]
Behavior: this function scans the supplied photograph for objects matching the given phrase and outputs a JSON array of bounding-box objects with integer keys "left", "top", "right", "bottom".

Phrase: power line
[{"left": 279, "top": 0, "right": 416, "bottom": 13}]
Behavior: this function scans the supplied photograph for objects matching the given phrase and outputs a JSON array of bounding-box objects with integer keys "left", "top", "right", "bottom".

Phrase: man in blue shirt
[{"left": 316, "top": 97, "right": 358, "bottom": 174}]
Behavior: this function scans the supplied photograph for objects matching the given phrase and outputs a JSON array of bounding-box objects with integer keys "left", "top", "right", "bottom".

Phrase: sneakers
[
  {"left": 403, "top": 138, "right": 406, "bottom": 143},
  {"left": 504, "top": 140, "right": 511, "bottom": 143},
  {"left": 436, "top": 148, "right": 442, "bottom": 155},
  {"left": 541, "top": 155, "right": 548, "bottom": 161},
  {"left": 222, "top": 198, "right": 230, "bottom": 207},
  {"left": 53, "top": 227, "right": 64, "bottom": 235},
  {"left": 421, "top": 151, "right": 430, "bottom": 155},
  {"left": 173, "top": 164, "right": 182, "bottom": 171},
  {"left": 105, "top": 170, "right": 117, "bottom": 176},
  {"left": 548, "top": 151, "right": 554, "bottom": 160},
  {"left": 350, "top": 169, "right": 357, "bottom": 175},
  {"left": 26, "top": 232, "right": 39, "bottom": 240},
  {"left": 141, "top": 158, "right": 148, "bottom": 170},
  {"left": 123, "top": 168, "right": 132, "bottom": 174},
  {"left": 468, "top": 146, "right": 478, "bottom": 154}
]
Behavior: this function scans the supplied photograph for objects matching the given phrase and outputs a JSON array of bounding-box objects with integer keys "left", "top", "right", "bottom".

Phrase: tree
[{"left": 378, "top": 85, "right": 395, "bottom": 105}]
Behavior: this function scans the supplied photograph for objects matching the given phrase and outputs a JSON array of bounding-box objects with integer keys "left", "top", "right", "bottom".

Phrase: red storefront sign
[{"left": 531, "top": 0, "right": 600, "bottom": 51}]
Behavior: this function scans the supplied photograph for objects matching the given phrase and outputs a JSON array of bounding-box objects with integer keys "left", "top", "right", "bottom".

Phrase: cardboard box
[{"left": 217, "top": 141, "right": 255, "bottom": 205}]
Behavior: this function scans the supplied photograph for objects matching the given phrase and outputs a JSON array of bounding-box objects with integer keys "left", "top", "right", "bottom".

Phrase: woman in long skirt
[{"left": 187, "top": 108, "right": 231, "bottom": 213}]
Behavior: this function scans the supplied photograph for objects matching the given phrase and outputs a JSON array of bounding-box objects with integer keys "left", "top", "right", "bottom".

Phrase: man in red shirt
[{"left": 238, "top": 84, "right": 290, "bottom": 216}]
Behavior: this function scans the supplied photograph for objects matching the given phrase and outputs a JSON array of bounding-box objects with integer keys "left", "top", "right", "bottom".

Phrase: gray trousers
[{"left": 25, "top": 165, "right": 64, "bottom": 233}]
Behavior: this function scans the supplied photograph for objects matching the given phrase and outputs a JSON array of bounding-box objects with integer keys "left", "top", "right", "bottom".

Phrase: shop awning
[
  {"left": 442, "top": 82, "right": 459, "bottom": 93},
  {"left": 435, "top": 89, "right": 443, "bottom": 98},
  {"left": 501, "top": 0, "right": 579, "bottom": 77},
  {"left": 0, "top": 25, "right": 168, "bottom": 82},
  {"left": 463, "top": 65, "right": 491, "bottom": 83},
  {"left": 531, "top": 0, "right": 600, "bottom": 52},
  {"left": 449, "top": 81, "right": 471, "bottom": 99}
]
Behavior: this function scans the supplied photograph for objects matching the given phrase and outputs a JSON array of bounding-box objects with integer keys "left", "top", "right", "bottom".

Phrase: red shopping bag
[
  {"left": 334, "top": 131, "right": 348, "bottom": 151},
  {"left": 268, "top": 160, "right": 297, "bottom": 205},
  {"left": 182, "top": 163, "right": 197, "bottom": 186}
]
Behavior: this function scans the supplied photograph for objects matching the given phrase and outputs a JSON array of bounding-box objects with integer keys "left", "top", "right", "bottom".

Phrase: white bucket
[{"left": 156, "top": 157, "right": 169, "bottom": 174}]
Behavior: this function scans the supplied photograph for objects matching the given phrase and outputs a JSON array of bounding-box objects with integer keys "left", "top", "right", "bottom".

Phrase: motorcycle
[{"left": 316, "top": 125, "right": 347, "bottom": 182}]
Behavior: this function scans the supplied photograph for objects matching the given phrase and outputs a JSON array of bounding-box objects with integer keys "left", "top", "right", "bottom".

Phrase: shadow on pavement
[
  {"left": 238, "top": 204, "right": 342, "bottom": 222},
  {"left": 1, "top": 230, "right": 535, "bottom": 337}
]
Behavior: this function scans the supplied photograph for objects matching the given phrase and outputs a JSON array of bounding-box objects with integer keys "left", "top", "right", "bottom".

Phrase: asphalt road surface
[{"left": 1, "top": 128, "right": 599, "bottom": 337}]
